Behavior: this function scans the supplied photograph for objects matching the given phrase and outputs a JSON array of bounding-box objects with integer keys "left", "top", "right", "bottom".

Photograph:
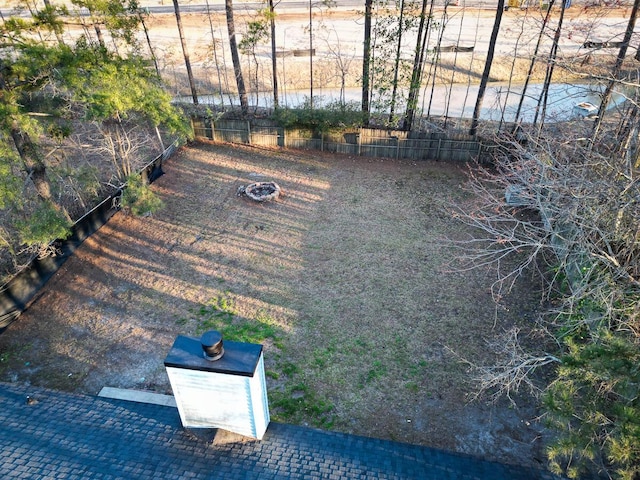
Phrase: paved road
[
  {"left": 0, "top": 0, "right": 349, "bottom": 18},
  {"left": 0, "top": 382, "right": 564, "bottom": 480},
  {"left": 0, "top": 0, "right": 492, "bottom": 18}
]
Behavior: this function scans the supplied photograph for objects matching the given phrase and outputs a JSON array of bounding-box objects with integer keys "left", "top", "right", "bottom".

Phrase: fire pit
[{"left": 237, "top": 181, "right": 281, "bottom": 202}]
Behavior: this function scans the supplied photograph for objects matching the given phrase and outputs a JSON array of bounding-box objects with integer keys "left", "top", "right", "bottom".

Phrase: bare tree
[
  {"left": 451, "top": 127, "right": 640, "bottom": 477},
  {"left": 138, "top": 8, "right": 159, "bottom": 76},
  {"left": 225, "top": 0, "right": 249, "bottom": 113},
  {"left": 424, "top": 5, "right": 449, "bottom": 120},
  {"left": 590, "top": 0, "right": 640, "bottom": 145},
  {"left": 403, "top": 0, "right": 435, "bottom": 131},
  {"left": 321, "top": 27, "right": 356, "bottom": 105},
  {"left": 450, "top": 327, "right": 560, "bottom": 404},
  {"left": 172, "top": 0, "right": 198, "bottom": 104},
  {"left": 513, "top": 3, "right": 555, "bottom": 127},
  {"left": 204, "top": 0, "right": 228, "bottom": 105},
  {"left": 388, "top": 0, "right": 406, "bottom": 123},
  {"left": 361, "top": 0, "right": 373, "bottom": 123},
  {"left": 533, "top": 0, "right": 568, "bottom": 134},
  {"left": 470, "top": 0, "right": 505, "bottom": 136},
  {"left": 88, "top": 119, "right": 159, "bottom": 180},
  {"left": 269, "top": 0, "right": 279, "bottom": 108}
]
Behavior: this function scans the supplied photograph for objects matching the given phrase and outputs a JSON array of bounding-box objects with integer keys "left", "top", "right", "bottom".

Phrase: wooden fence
[
  {"left": 191, "top": 118, "right": 497, "bottom": 163},
  {"left": 0, "top": 139, "right": 182, "bottom": 332}
]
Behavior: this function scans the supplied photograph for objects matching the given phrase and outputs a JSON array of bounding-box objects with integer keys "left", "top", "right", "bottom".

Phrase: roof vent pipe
[{"left": 201, "top": 331, "right": 224, "bottom": 361}]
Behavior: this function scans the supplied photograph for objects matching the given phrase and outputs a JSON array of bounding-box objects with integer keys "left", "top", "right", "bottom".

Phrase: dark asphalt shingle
[{"left": 0, "top": 382, "right": 562, "bottom": 479}]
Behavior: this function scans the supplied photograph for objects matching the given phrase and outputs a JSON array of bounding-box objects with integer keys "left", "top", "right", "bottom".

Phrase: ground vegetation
[
  {"left": 454, "top": 119, "right": 640, "bottom": 478},
  {"left": 0, "top": 142, "right": 547, "bottom": 470},
  {"left": 0, "top": 0, "right": 187, "bottom": 281},
  {"left": 1, "top": 2, "right": 640, "bottom": 478}
]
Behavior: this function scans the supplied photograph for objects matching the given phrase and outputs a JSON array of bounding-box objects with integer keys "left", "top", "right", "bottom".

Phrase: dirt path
[{"left": 0, "top": 142, "right": 548, "bottom": 470}]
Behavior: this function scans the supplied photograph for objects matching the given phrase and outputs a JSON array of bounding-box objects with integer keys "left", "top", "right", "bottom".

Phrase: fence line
[
  {"left": 0, "top": 139, "right": 182, "bottom": 332},
  {"left": 191, "top": 117, "right": 496, "bottom": 163}
]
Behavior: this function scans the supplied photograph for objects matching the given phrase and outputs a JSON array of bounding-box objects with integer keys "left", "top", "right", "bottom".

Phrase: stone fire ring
[{"left": 241, "top": 181, "right": 281, "bottom": 202}]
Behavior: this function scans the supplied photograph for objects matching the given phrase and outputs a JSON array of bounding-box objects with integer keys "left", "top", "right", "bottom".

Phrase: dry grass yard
[{"left": 0, "top": 142, "right": 548, "bottom": 469}]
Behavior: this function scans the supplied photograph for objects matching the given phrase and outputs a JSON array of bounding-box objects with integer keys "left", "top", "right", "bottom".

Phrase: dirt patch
[{"left": 0, "top": 142, "right": 548, "bottom": 470}]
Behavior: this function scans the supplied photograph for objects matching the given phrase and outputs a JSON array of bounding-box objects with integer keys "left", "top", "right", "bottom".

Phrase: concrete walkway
[{"left": 0, "top": 382, "right": 563, "bottom": 479}]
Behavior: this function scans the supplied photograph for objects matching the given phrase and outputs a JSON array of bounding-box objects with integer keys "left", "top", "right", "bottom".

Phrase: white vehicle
[{"left": 572, "top": 102, "right": 599, "bottom": 118}]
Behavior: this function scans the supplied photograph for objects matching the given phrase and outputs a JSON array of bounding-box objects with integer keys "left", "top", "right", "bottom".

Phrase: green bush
[
  {"left": 16, "top": 201, "right": 71, "bottom": 246},
  {"left": 545, "top": 330, "right": 640, "bottom": 479},
  {"left": 271, "top": 99, "right": 366, "bottom": 133},
  {"left": 121, "top": 173, "right": 163, "bottom": 216}
]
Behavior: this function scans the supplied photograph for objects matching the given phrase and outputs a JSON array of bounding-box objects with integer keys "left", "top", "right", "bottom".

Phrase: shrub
[
  {"left": 16, "top": 201, "right": 71, "bottom": 247},
  {"left": 271, "top": 99, "right": 366, "bottom": 133},
  {"left": 120, "top": 173, "right": 163, "bottom": 216}
]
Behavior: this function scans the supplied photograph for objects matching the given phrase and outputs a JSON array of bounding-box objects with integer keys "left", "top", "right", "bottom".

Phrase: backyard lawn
[{"left": 0, "top": 141, "right": 546, "bottom": 468}]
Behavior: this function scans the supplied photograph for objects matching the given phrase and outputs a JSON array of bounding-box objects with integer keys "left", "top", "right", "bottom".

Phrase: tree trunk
[
  {"left": 0, "top": 63, "right": 60, "bottom": 212},
  {"left": 87, "top": 8, "right": 106, "bottom": 49},
  {"left": 42, "top": 0, "right": 65, "bottom": 45},
  {"left": 139, "top": 10, "right": 160, "bottom": 76},
  {"left": 269, "top": 0, "right": 279, "bottom": 108},
  {"left": 591, "top": 0, "right": 640, "bottom": 144},
  {"left": 92, "top": 22, "right": 105, "bottom": 47},
  {"left": 361, "top": 0, "right": 372, "bottom": 124},
  {"left": 10, "top": 127, "right": 52, "bottom": 202},
  {"left": 513, "top": 0, "right": 555, "bottom": 127},
  {"left": 533, "top": 0, "right": 567, "bottom": 133},
  {"left": 404, "top": 0, "right": 434, "bottom": 131},
  {"left": 309, "top": 0, "right": 314, "bottom": 109},
  {"left": 205, "top": 0, "right": 228, "bottom": 106},
  {"left": 426, "top": 7, "right": 448, "bottom": 118},
  {"left": 172, "top": 0, "right": 198, "bottom": 105},
  {"left": 389, "top": 0, "right": 406, "bottom": 124},
  {"left": 225, "top": 0, "right": 249, "bottom": 114},
  {"left": 469, "top": 0, "right": 504, "bottom": 136},
  {"left": 9, "top": 121, "right": 71, "bottom": 223}
]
